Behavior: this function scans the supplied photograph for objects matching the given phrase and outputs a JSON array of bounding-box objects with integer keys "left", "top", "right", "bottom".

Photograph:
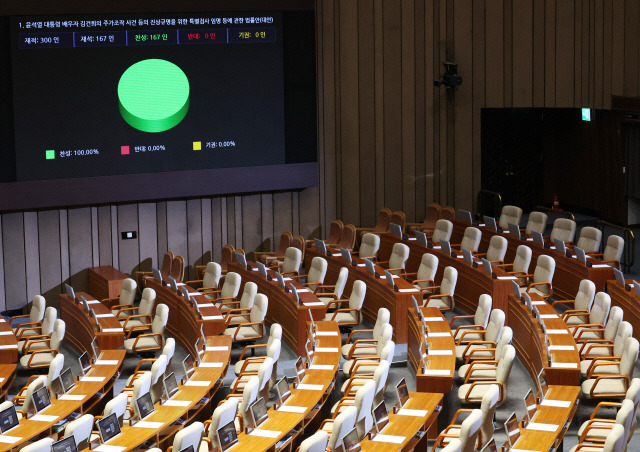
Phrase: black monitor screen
[
  {"left": 396, "top": 378, "right": 409, "bottom": 407},
  {"left": 250, "top": 397, "right": 268, "bottom": 427},
  {"left": 78, "top": 351, "right": 91, "bottom": 374},
  {"left": 163, "top": 372, "right": 179, "bottom": 398},
  {"left": 136, "top": 392, "right": 154, "bottom": 420},
  {"left": 51, "top": 436, "right": 79, "bottom": 452},
  {"left": 217, "top": 420, "right": 238, "bottom": 451},
  {"left": 97, "top": 412, "right": 121, "bottom": 443},
  {"left": 60, "top": 368, "right": 75, "bottom": 393},
  {"left": 32, "top": 385, "right": 51, "bottom": 413},
  {"left": 0, "top": 405, "right": 19, "bottom": 433}
]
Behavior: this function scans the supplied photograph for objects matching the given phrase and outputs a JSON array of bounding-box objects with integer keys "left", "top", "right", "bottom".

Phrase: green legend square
[{"left": 45, "top": 150, "right": 55, "bottom": 160}]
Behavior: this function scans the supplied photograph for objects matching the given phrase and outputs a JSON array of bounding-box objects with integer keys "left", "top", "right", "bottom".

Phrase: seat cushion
[
  {"left": 455, "top": 344, "right": 490, "bottom": 361},
  {"left": 124, "top": 336, "right": 160, "bottom": 351},
  {"left": 458, "top": 383, "right": 498, "bottom": 403},
  {"left": 426, "top": 298, "right": 450, "bottom": 310},
  {"left": 234, "top": 360, "right": 261, "bottom": 375},
  {"left": 457, "top": 364, "right": 497, "bottom": 381},
  {"left": 340, "top": 343, "right": 376, "bottom": 359},
  {"left": 581, "top": 378, "right": 627, "bottom": 399},
  {"left": 342, "top": 359, "right": 379, "bottom": 376},
  {"left": 223, "top": 325, "right": 259, "bottom": 339},
  {"left": 20, "top": 352, "right": 55, "bottom": 367},
  {"left": 577, "top": 421, "right": 614, "bottom": 441},
  {"left": 324, "top": 311, "right": 357, "bottom": 324}
]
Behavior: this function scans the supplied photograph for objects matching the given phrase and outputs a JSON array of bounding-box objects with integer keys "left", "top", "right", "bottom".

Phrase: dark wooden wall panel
[
  {"left": 186, "top": 199, "right": 203, "bottom": 280},
  {"left": 38, "top": 210, "right": 61, "bottom": 305},
  {"left": 68, "top": 208, "right": 93, "bottom": 291},
  {"left": 23, "top": 212, "right": 40, "bottom": 300},
  {"left": 138, "top": 202, "right": 158, "bottom": 273},
  {"left": 116, "top": 203, "right": 139, "bottom": 275},
  {"left": 3, "top": 213, "right": 26, "bottom": 310}
]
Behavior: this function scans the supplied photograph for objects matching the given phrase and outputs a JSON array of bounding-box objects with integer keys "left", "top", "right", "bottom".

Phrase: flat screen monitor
[
  {"left": 289, "top": 283, "right": 300, "bottom": 303},
  {"left": 163, "top": 372, "right": 179, "bottom": 399},
  {"left": 531, "top": 231, "right": 544, "bottom": 246},
  {"left": 384, "top": 270, "right": 395, "bottom": 289},
  {"left": 51, "top": 436, "right": 78, "bottom": 452},
  {"left": 257, "top": 261, "right": 268, "bottom": 278},
  {"left": 60, "top": 368, "right": 75, "bottom": 393},
  {"left": 440, "top": 240, "right": 452, "bottom": 256},
  {"left": 304, "top": 339, "right": 314, "bottom": 364},
  {"left": 372, "top": 401, "right": 389, "bottom": 433},
  {"left": 481, "top": 439, "right": 497, "bottom": 452},
  {"left": 0, "top": 404, "right": 19, "bottom": 433},
  {"left": 179, "top": 447, "right": 194, "bottom": 452},
  {"left": 537, "top": 368, "right": 549, "bottom": 400},
  {"left": 523, "top": 389, "right": 537, "bottom": 424},
  {"left": 50, "top": 376, "right": 64, "bottom": 399},
  {"left": 234, "top": 251, "right": 247, "bottom": 268},
  {"left": 80, "top": 295, "right": 90, "bottom": 313},
  {"left": 342, "top": 427, "right": 361, "bottom": 452},
  {"left": 168, "top": 275, "right": 178, "bottom": 292},
  {"left": 614, "top": 268, "right": 626, "bottom": 288},
  {"left": 504, "top": 412, "right": 520, "bottom": 448},
  {"left": 364, "top": 258, "right": 375, "bottom": 275},
  {"left": 483, "top": 215, "right": 497, "bottom": 232},
  {"left": 389, "top": 222, "right": 403, "bottom": 238},
  {"left": 415, "top": 230, "right": 428, "bottom": 246},
  {"left": 275, "top": 377, "right": 290, "bottom": 405},
  {"left": 340, "top": 247, "right": 352, "bottom": 264},
  {"left": 313, "top": 238, "right": 327, "bottom": 256},
  {"left": 180, "top": 284, "right": 191, "bottom": 300},
  {"left": 65, "top": 284, "right": 77, "bottom": 302},
  {"left": 508, "top": 223, "right": 521, "bottom": 239},
  {"left": 553, "top": 238, "right": 566, "bottom": 254},
  {"left": 32, "top": 385, "right": 51, "bottom": 413},
  {"left": 634, "top": 280, "right": 640, "bottom": 298},
  {"left": 91, "top": 337, "right": 101, "bottom": 361},
  {"left": 152, "top": 267, "right": 163, "bottom": 283},
  {"left": 462, "top": 249, "right": 473, "bottom": 265},
  {"left": 523, "top": 292, "right": 533, "bottom": 312},
  {"left": 249, "top": 397, "right": 268, "bottom": 428},
  {"left": 136, "top": 392, "right": 155, "bottom": 420},
  {"left": 275, "top": 272, "right": 286, "bottom": 289},
  {"left": 78, "top": 351, "right": 91, "bottom": 376},
  {"left": 575, "top": 246, "right": 586, "bottom": 263},
  {"left": 411, "top": 296, "right": 423, "bottom": 320},
  {"left": 481, "top": 258, "right": 492, "bottom": 276},
  {"left": 396, "top": 378, "right": 409, "bottom": 408},
  {"left": 457, "top": 209, "right": 473, "bottom": 224},
  {"left": 97, "top": 412, "right": 121, "bottom": 443},
  {"left": 183, "top": 354, "right": 195, "bottom": 379},
  {"left": 217, "top": 420, "right": 239, "bottom": 452},
  {"left": 294, "top": 357, "right": 305, "bottom": 384},
  {"left": 511, "top": 280, "right": 521, "bottom": 298}
]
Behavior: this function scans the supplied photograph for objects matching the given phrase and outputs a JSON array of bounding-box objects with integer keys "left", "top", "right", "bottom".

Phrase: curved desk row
[
  {"left": 0, "top": 364, "right": 16, "bottom": 402},
  {"left": 0, "top": 318, "right": 19, "bottom": 363},
  {"left": 607, "top": 279, "right": 640, "bottom": 342}
]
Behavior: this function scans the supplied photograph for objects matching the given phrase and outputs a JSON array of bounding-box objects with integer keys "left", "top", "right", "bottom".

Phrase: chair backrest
[
  {"left": 29, "top": 295, "right": 46, "bottom": 324},
  {"left": 359, "top": 233, "right": 380, "bottom": 259},
  {"left": 269, "top": 323, "right": 283, "bottom": 343},
  {"left": 603, "top": 235, "right": 624, "bottom": 262},
  {"left": 422, "top": 203, "right": 441, "bottom": 230},
  {"left": 459, "top": 409, "right": 483, "bottom": 452},
  {"left": 354, "top": 380, "right": 376, "bottom": 439},
  {"left": 47, "top": 354, "right": 65, "bottom": 395},
  {"left": 372, "top": 360, "right": 390, "bottom": 402},
  {"left": 338, "top": 224, "right": 357, "bottom": 251},
  {"left": 64, "top": 414, "right": 94, "bottom": 450},
  {"left": 152, "top": 304, "right": 169, "bottom": 337},
  {"left": 349, "top": 280, "right": 366, "bottom": 310},
  {"left": 441, "top": 266, "right": 458, "bottom": 297},
  {"left": 328, "top": 406, "right": 357, "bottom": 451},
  {"left": 104, "top": 393, "right": 128, "bottom": 427},
  {"left": 496, "top": 345, "right": 516, "bottom": 390},
  {"left": 131, "top": 372, "right": 152, "bottom": 419},
  {"left": 326, "top": 221, "right": 344, "bottom": 245},
  {"left": 250, "top": 294, "right": 269, "bottom": 324},
  {"left": 590, "top": 292, "right": 611, "bottom": 326},
  {"left": 550, "top": 218, "right": 576, "bottom": 243},
  {"left": 209, "top": 399, "right": 240, "bottom": 447},
  {"left": 220, "top": 245, "right": 235, "bottom": 271},
  {"left": 461, "top": 227, "right": 482, "bottom": 252},
  {"left": 440, "top": 206, "right": 456, "bottom": 221},
  {"left": 375, "top": 325, "right": 394, "bottom": 355},
  {"left": 475, "top": 295, "right": 492, "bottom": 328},
  {"left": 51, "top": 319, "right": 66, "bottom": 351},
  {"left": 203, "top": 262, "right": 222, "bottom": 289},
  {"left": 307, "top": 257, "right": 328, "bottom": 290},
  {"left": 601, "top": 424, "right": 626, "bottom": 452},
  {"left": 486, "top": 235, "right": 508, "bottom": 262},
  {"left": 220, "top": 272, "right": 242, "bottom": 300},
  {"left": 625, "top": 378, "right": 640, "bottom": 414},
  {"left": 298, "top": 430, "right": 329, "bottom": 452},
  {"left": 22, "top": 375, "right": 47, "bottom": 413},
  {"left": 441, "top": 439, "right": 462, "bottom": 452},
  {"left": 238, "top": 281, "right": 258, "bottom": 310},
  {"left": 620, "top": 337, "right": 639, "bottom": 379},
  {"left": 119, "top": 279, "right": 137, "bottom": 307},
  {"left": 139, "top": 288, "right": 156, "bottom": 316},
  {"left": 170, "top": 255, "right": 185, "bottom": 282},
  {"left": 374, "top": 208, "right": 392, "bottom": 233},
  {"left": 172, "top": 421, "right": 204, "bottom": 452},
  {"left": 150, "top": 355, "right": 168, "bottom": 402},
  {"left": 276, "top": 232, "right": 294, "bottom": 255},
  {"left": 615, "top": 399, "right": 635, "bottom": 437},
  {"left": 613, "top": 322, "right": 633, "bottom": 357},
  {"left": 292, "top": 236, "right": 306, "bottom": 253},
  {"left": 495, "top": 327, "right": 513, "bottom": 359},
  {"left": 390, "top": 211, "right": 406, "bottom": 232},
  {"left": 21, "top": 438, "right": 54, "bottom": 452},
  {"left": 239, "top": 376, "right": 259, "bottom": 421},
  {"left": 574, "top": 279, "right": 596, "bottom": 312},
  {"left": 576, "top": 227, "right": 602, "bottom": 253},
  {"left": 333, "top": 267, "right": 349, "bottom": 299},
  {"left": 498, "top": 205, "right": 523, "bottom": 230},
  {"left": 160, "top": 251, "right": 174, "bottom": 277},
  {"left": 282, "top": 247, "right": 302, "bottom": 274},
  {"left": 486, "top": 309, "right": 505, "bottom": 343},
  {"left": 416, "top": 253, "right": 438, "bottom": 287},
  {"left": 162, "top": 338, "right": 175, "bottom": 370},
  {"left": 379, "top": 341, "right": 396, "bottom": 363},
  {"left": 525, "top": 211, "right": 548, "bottom": 235},
  {"left": 533, "top": 255, "right": 555, "bottom": 292},
  {"left": 388, "top": 243, "right": 410, "bottom": 273},
  {"left": 373, "top": 308, "right": 391, "bottom": 340},
  {"left": 604, "top": 307, "right": 623, "bottom": 341},
  {"left": 432, "top": 220, "right": 453, "bottom": 244},
  {"left": 256, "top": 357, "right": 274, "bottom": 393},
  {"left": 512, "top": 245, "right": 532, "bottom": 274},
  {"left": 266, "top": 338, "right": 282, "bottom": 362},
  {"left": 42, "top": 306, "right": 57, "bottom": 336},
  {"left": 479, "top": 385, "right": 500, "bottom": 448}
]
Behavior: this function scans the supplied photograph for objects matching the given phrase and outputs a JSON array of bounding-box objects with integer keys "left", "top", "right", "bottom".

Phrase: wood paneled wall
[{"left": 317, "top": 0, "right": 640, "bottom": 229}]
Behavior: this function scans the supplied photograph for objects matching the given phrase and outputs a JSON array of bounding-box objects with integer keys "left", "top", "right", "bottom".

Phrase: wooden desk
[
  {"left": 0, "top": 364, "right": 16, "bottom": 402},
  {"left": 607, "top": 279, "right": 640, "bottom": 342},
  {"left": 511, "top": 385, "right": 580, "bottom": 452},
  {"left": 88, "top": 266, "right": 130, "bottom": 300},
  {"left": 359, "top": 392, "right": 442, "bottom": 451},
  {"left": 228, "top": 262, "right": 328, "bottom": 355},
  {"left": 450, "top": 220, "right": 614, "bottom": 300},
  {"left": 0, "top": 318, "right": 18, "bottom": 363},
  {"left": 407, "top": 307, "right": 455, "bottom": 394},
  {"left": 0, "top": 350, "right": 125, "bottom": 452},
  {"left": 508, "top": 294, "right": 581, "bottom": 386},
  {"left": 59, "top": 293, "right": 124, "bottom": 352},
  {"left": 145, "top": 279, "right": 226, "bottom": 359},
  {"left": 233, "top": 321, "right": 341, "bottom": 452},
  {"left": 377, "top": 233, "right": 514, "bottom": 320}
]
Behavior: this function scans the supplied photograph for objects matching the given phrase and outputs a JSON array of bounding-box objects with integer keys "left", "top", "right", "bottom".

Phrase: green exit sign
[{"left": 582, "top": 108, "right": 591, "bottom": 121}]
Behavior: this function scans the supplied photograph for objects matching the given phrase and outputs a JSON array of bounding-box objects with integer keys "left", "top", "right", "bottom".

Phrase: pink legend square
[{"left": 121, "top": 146, "right": 130, "bottom": 155}]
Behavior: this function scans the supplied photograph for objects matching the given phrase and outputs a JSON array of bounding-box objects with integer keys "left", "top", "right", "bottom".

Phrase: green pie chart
[{"left": 118, "top": 59, "right": 190, "bottom": 133}]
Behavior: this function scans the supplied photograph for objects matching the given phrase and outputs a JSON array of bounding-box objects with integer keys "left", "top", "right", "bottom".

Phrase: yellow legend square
[{"left": 193, "top": 141, "right": 202, "bottom": 151}]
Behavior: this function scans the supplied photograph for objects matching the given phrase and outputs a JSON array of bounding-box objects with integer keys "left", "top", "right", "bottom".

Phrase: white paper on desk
[
  {"left": 0, "top": 435, "right": 22, "bottom": 444},
  {"left": 29, "top": 414, "right": 58, "bottom": 422},
  {"left": 251, "top": 267, "right": 260, "bottom": 271},
  {"left": 511, "top": 449, "right": 538, "bottom": 452},
  {"left": 422, "top": 369, "right": 450, "bottom": 376},
  {"left": 297, "top": 288, "right": 311, "bottom": 293},
  {"left": 526, "top": 422, "right": 559, "bottom": 432},
  {"left": 423, "top": 317, "right": 444, "bottom": 322},
  {"left": 540, "top": 314, "right": 557, "bottom": 319},
  {"left": 548, "top": 345, "right": 575, "bottom": 351},
  {"left": 206, "top": 346, "right": 228, "bottom": 351},
  {"left": 331, "top": 253, "right": 341, "bottom": 257},
  {"left": 433, "top": 246, "right": 442, "bottom": 249},
  {"left": 592, "top": 264, "right": 611, "bottom": 268},
  {"left": 378, "top": 274, "right": 399, "bottom": 279},
  {"left": 283, "top": 277, "right": 293, "bottom": 281},
  {"left": 372, "top": 434, "right": 405, "bottom": 444},
  {"left": 309, "top": 364, "right": 334, "bottom": 370},
  {"left": 357, "top": 263, "right": 366, "bottom": 267},
  {"left": 0, "top": 378, "right": 4, "bottom": 383},
  {"left": 296, "top": 383, "right": 324, "bottom": 391},
  {"left": 133, "top": 421, "right": 164, "bottom": 429},
  {"left": 428, "top": 332, "right": 451, "bottom": 337},
  {"left": 429, "top": 349, "right": 453, "bottom": 355},
  {"left": 526, "top": 238, "right": 534, "bottom": 241},
  {"left": 278, "top": 405, "right": 307, "bottom": 413},
  {"left": 316, "top": 331, "right": 338, "bottom": 336},
  {"left": 80, "top": 376, "right": 105, "bottom": 382},
  {"left": 532, "top": 301, "right": 546, "bottom": 305},
  {"left": 163, "top": 400, "right": 191, "bottom": 407},
  {"left": 202, "top": 315, "right": 223, "bottom": 320},
  {"left": 0, "top": 344, "right": 18, "bottom": 349},
  {"left": 398, "top": 288, "right": 420, "bottom": 293},
  {"left": 551, "top": 362, "right": 578, "bottom": 369},
  {"left": 315, "top": 347, "right": 339, "bottom": 353},
  {"left": 0, "top": 331, "right": 13, "bottom": 336},
  {"left": 95, "top": 360, "right": 119, "bottom": 365},
  {"left": 549, "top": 246, "right": 556, "bottom": 250},
  {"left": 87, "top": 299, "right": 101, "bottom": 304},
  {"left": 94, "top": 445, "right": 127, "bottom": 452},
  {"left": 397, "top": 408, "right": 428, "bottom": 417},
  {"left": 570, "top": 255, "right": 578, "bottom": 258},
  {"left": 197, "top": 303, "right": 214, "bottom": 308},
  {"left": 95, "top": 313, "right": 114, "bottom": 318},
  {"left": 546, "top": 329, "right": 569, "bottom": 335},
  {"left": 184, "top": 380, "right": 210, "bottom": 387},
  {"left": 540, "top": 399, "right": 571, "bottom": 408},
  {"left": 0, "top": 319, "right": 5, "bottom": 322},
  {"left": 102, "top": 328, "right": 123, "bottom": 333},
  {"left": 303, "top": 302, "right": 325, "bottom": 307},
  {"left": 249, "top": 429, "right": 282, "bottom": 438},
  {"left": 497, "top": 276, "right": 518, "bottom": 280},
  {"left": 176, "top": 282, "right": 185, "bottom": 286},
  {"left": 200, "top": 362, "right": 224, "bottom": 368},
  {"left": 59, "top": 394, "right": 85, "bottom": 401}
]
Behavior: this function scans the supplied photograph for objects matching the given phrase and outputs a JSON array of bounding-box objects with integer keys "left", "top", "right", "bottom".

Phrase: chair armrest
[
  {"left": 454, "top": 325, "right": 485, "bottom": 343},
  {"left": 464, "top": 381, "right": 503, "bottom": 403},
  {"left": 589, "top": 375, "right": 629, "bottom": 398},
  {"left": 325, "top": 298, "right": 349, "bottom": 311},
  {"left": 125, "top": 323, "right": 152, "bottom": 339},
  {"left": 233, "top": 322, "right": 264, "bottom": 341},
  {"left": 461, "top": 340, "right": 496, "bottom": 360},
  {"left": 23, "top": 337, "right": 51, "bottom": 354},
  {"left": 8, "top": 314, "right": 30, "bottom": 325},
  {"left": 463, "top": 361, "right": 498, "bottom": 383},
  {"left": 121, "top": 314, "right": 152, "bottom": 330},
  {"left": 464, "top": 347, "right": 497, "bottom": 364},
  {"left": 347, "top": 340, "right": 378, "bottom": 359},
  {"left": 449, "top": 314, "right": 474, "bottom": 327},
  {"left": 590, "top": 401, "right": 622, "bottom": 420},
  {"left": 25, "top": 348, "right": 57, "bottom": 368},
  {"left": 330, "top": 308, "right": 360, "bottom": 324},
  {"left": 586, "top": 358, "right": 621, "bottom": 378},
  {"left": 561, "top": 309, "right": 590, "bottom": 322},
  {"left": 131, "top": 332, "right": 163, "bottom": 351},
  {"left": 580, "top": 341, "right": 613, "bottom": 358},
  {"left": 238, "top": 343, "right": 267, "bottom": 361},
  {"left": 456, "top": 329, "right": 486, "bottom": 346}
]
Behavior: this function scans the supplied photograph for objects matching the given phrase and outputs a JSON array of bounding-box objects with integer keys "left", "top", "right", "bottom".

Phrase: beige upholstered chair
[
  {"left": 431, "top": 219, "right": 453, "bottom": 244},
  {"left": 119, "top": 287, "right": 156, "bottom": 332},
  {"left": 555, "top": 279, "right": 596, "bottom": 325},
  {"left": 62, "top": 414, "right": 94, "bottom": 450},
  {"left": 377, "top": 242, "right": 410, "bottom": 275},
  {"left": 10, "top": 295, "right": 45, "bottom": 337},
  {"left": 271, "top": 247, "right": 302, "bottom": 276},
  {"left": 123, "top": 303, "right": 168, "bottom": 354},
  {"left": 590, "top": 235, "right": 624, "bottom": 269},
  {"left": 495, "top": 245, "right": 532, "bottom": 285},
  {"left": 455, "top": 309, "right": 505, "bottom": 361},
  {"left": 355, "top": 233, "right": 380, "bottom": 260},
  {"left": 575, "top": 227, "right": 603, "bottom": 253},
  {"left": 200, "top": 271, "right": 241, "bottom": 303},
  {"left": 452, "top": 227, "right": 481, "bottom": 253},
  {"left": 576, "top": 399, "right": 634, "bottom": 448},
  {"left": 475, "top": 235, "right": 507, "bottom": 264},
  {"left": 291, "top": 256, "right": 327, "bottom": 291},
  {"left": 424, "top": 266, "right": 457, "bottom": 310},
  {"left": 580, "top": 321, "right": 633, "bottom": 378},
  {"left": 407, "top": 203, "right": 441, "bottom": 234},
  {"left": 322, "top": 405, "right": 357, "bottom": 451},
  {"left": 221, "top": 281, "right": 257, "bottom": 315},
  {"left": 572, "top": 305, "right": 622, "bottom": 344},
  {"left": 323, "top": 280, "right": 366, "bottom": 327},
  {"left": 498, "top": 205, "right": 523, "bottom": 230},
  {"left": 234, "top": 324, "right": 282, "bottom": 375},
  {"left": 16, "top": 306, "right": 56, "bottom": 348},
  {"left": 525, "top": 211, "right": 548, "bottom": 235},
  {"left": 316, "top": 267, "right": 349, "bottom": 306},
  {"left": 166, "top": 421, "right": 204, "bottom": 452},
  {"left": 201, "top": 399, "right": 239, "bottom": 452},
  {"left": 230, "top": 357, "right": 274, "bottom": 401},
  {"left": 19, "top": 319, "right": 65, "bottom": 369},
  {"left": 342, "top": 326, "right": 394, "bottom": 376},
  {"left": 549, "top": 218, "right": 577, "bottom": 243},
  {"left": 581, "top": 337, "right": 639, "bottom": 400},
  {"left": 19, "top": 438, "right": 54, "bottom": 452},
  {"left": 404, "top": 253, "right": 438, "bottom": 292},
  {"left": 564, "top": 292, "right": 611, "bottom": 341},
  {"left": 457, "top": 326, "right": 512, "bottom": 381},
  {"left": 341, "top": 308, "right": 390, "bottom": 359},
  {"left": 186, "top": 262, "right": 222, "bottom": 292},
  {"left": 521, "top": 255, "right": 555, "bottom": 297},
  {"left": 458, "top": 345, "right": 515, "bottom": 405},
  {"left": 450, "top": 294, "right": 492, "bottom": 344},
  {"left": 107, "top": 278, "right": 137, "bottom": 317},
  {"left": 297, "top": 430, "right": 329, "bottom": 452},
  {"left": 432, "top": 409, "right": 482, "bottom": 452},
  {"left": 223, "top": 294, "right": 268, "bottom": 344}
]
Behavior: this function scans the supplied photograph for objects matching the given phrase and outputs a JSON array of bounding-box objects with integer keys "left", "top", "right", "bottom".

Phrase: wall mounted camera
[{"left": 434, "top": 62, "right": 462, "bottom": 89}]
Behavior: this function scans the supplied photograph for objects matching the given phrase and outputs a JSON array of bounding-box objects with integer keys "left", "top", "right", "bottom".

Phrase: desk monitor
[
  {"left": 342, "top": 427, "right": 361, "bottom": 452},
  {"left": 457, "top": 209, "right": 473, "bottom": 224},
  {"left": 575, "top": 246, "right": 587, "bottom": 263},
  {"left": 364, "top": 258, "right": 375, "bottom": 275},
  {"left": 275, "top": 272, "right": 286, "bottom": 289},
  {"left": 78, "top": 351, "right": 91, "bottom": 376},
  {"left": 80, "top": 295, "right": 90, "bottom": 313},
  {"left": 462, "top": 249, "right": 473, "bottom": 265},
  {"left": 537, "top": 368, "right": 549, "bottom": 401},
  {"left": 168, "top": 275, "right": 179, "bottom": 293},
  {"left": 183, "top": 354, "right": 196, "bottom": 380},
  {"left": 508, "top": 223, "right": 521, "bottom": 239},
  {"left": 151, "top": 267, "right": 163, "bottom": 284},
  {"left": 480, "top": 439, "right": 497, "bottom": 452},
  {"left": 613, "top": 268, "right": 626, "bottom": 288},
  {"left": 415, "top": 230, "right": 428, "bottom": 246},
  {"left": 163, "top": 372, "right": 179, "bottom": 400},
  {"left": 411, "top": 296, "right": 423, "bottom": 321},
  {"left": 194, "top": 338, "right": 204, "bottom": 364},
  {"left": 313, "top": 238, "right": 327, "bottom": 256},
  {"left": 553, "top": 238, "right": 566, "bottom": 254},
  {"left": 234, "top": 252, "right": 248, "bottom": 269},
  {"left": 531, "top": 231, "right": 544, "bottom": 246},
  {"left": 257, "top": 261, "right": 268, "bottom": 278},
  {"left": 180, "top": 285, "right": 191, "bottom": 300},
  {"left": 51, "top": 436, "right": 78, "bottom": 452},
  {"left": 304, "top": 339, "right": 314, "bottom": 364},
  {"left": 481, "top": 258, "right": 492, "bottom": 276},
  {"left": 32, "top": 385, "right": 51, "bottom": 413},
  {"left": 249, "top": 397, "right": 268, "bottom": 428},
  {"left": 523, "top": 292, "right": 533, "bottom": 312},
  {"left": 523, "top": 389, "right": 537, "bottom": 425},
  {"left": 308, "top": 310, "right": 316, "bottom": 336},
  {"left": 504, "top": 412, "right": 520, "bottom": 448},
  {"left": 200, "top": 324, "right": 207, "bottom": 347},
  {"left": 483, "top": 215, "right": 497, "bottom": 232},
  {"left": 60, "top": 368, "right": 75, "bottom": 393},
  {"left": 340, "top": 247, "right": 352, "bottom": 264},
  {"left": 289, "top": 283, "right": 300, "bottom": 304},
  {"left": 440, "top": 240, "right": 453, "bottom": 257},
  {"left": 179, "top": 447, "right": 194, "bottom": 452},
  {"left": 511, "top": 281, "right": 521, "bottom": 299},
  {"left": 0, "top": 404, "right": 19, "bottom": 433},
  {"left": 91, "top": 337, "right": 101, "bottom": 361},
  {"left": 50, "top": 376, "right": 64, "bottom": 399},
  {"left": 97, "top": 412, "right": 121, "bottom": 444},
  {"left": 276, "top": 377, "right": 291, "bottom": 405},
  {"left": 135, "top": 392, "right": 154, "bottom": 420},
  {"left": 90, "top": 308, "right": 101, "bottom": 332},
  {"left": 634, "top": 280, "right": 640, "bottom": 298},
  {"left": 294, "top": 357, "right": 305, "bottom": 384},
  {"left": 65, "top": 284, "right": 78, "bottom": 303},
  {"left": 396, "top": 378, "right": 409, "bottom": 408},
  {"left": 372, "top": 401, "right": 389, "bottom": 433},
  {"left": 389, "top": 222, "right": 403, "bottom": 238},
  {"left": 384, "top": 270, "right": 395, "bottom": 290},
  {"left": 217, "top": 420, "right": 239, "bottom": 452}
]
